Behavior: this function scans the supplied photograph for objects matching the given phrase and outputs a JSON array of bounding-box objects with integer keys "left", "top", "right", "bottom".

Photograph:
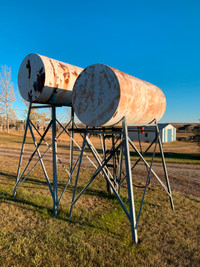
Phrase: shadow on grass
[
  {"left": 0, "top": 171, "right": 52, "bottom": 188},
  {"left": 0, "top": 189, "right": 130, "bottom": 239},
  {"left": 0, "top": 174, "right": 122, "bottom": 213},
  {"left": 0, "top": 172, "right": 16, "bottom": 179},
  {"left": 0, "top": 169, "right": 120, "bottom": 200}
]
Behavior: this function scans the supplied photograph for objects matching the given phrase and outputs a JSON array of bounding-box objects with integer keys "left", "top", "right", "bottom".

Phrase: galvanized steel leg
[
  {"left": 30, "top": 120, "right": 70, "bottom": 176},
  {"left": 69, "top": 127, "right": 88, "bottom": 218},
  {"left": 14, "top": 120, "right": 53, "bottom": 194},
  {"left": 71, "top": 139, "right": 131, "bottom": 221},
  {"left": 101, "top": 134, "right": 112, "bottom": 193},
  {"left": 86, "top": 134, "right": 118, "bottom": 188},
  {"left": 13, "top": 103, "right": 32, "bottom": 198},
  {"left": 136, "top": 137, "right": 158, "bottom": 229},
  {"left": 128, "top": 137, "right": 170, "bottom": 195},
  {"left": 28, "top": 123, "right": 54, "bottom": 199},
  {"left": 57, "top": 119, "right": 98, "bottom": 170},
  {"left": 103, "top": 135, "right": 112, "bottom": 193},
  {"left": 120, "top": 137, "right": 157, "bottom": 185},
  {"left": 156, "top": 123, "right": 174, "bottom": 210},
  {"left": 122, "top": 117, "right": 138, "bottom": 244},
  {"left": 112, "top": 134, "right": 117, "bottom": 188},
  {"left": 58, "top": 153, "right": 82, "bottom": 205},
  {"left": 15, "top": 145, "right": 52, "bottom": 191},
  {"left": 117, "top": 135, "right": 123, "bottom": 194},
  {"left": 52, "top": 106, "right": 58, "bottom": 215},
  {"left": 70, "top": 108, "right": 74, "bottom": 173}
]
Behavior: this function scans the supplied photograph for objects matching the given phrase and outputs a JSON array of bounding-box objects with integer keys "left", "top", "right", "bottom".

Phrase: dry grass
[
  {"left": 0, "top": 130, "right": 199, "bottom": 266},
  {"left": 0, "top": 130, "right": 199, "bottom": 160}
]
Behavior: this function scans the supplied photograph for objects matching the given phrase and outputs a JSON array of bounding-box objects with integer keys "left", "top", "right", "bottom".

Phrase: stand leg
[
  {"left": 123, "top": 118, "right": 138, "bottom": 244},
  {"left": 52, "top": 106, "right": 58, "bottom": 215},
  {"left": 13, "top": 103, "right": 32, "bottom": 198},
  {"left": 103, "top": 135, "right": 113, "bottom": 193},
  {"left": 70, "top": 108, "right": 74, "bottom": 173},
  {"left": 117, "top": 135, "right": 123, "bottom": 194},
  {"left": 100, "top": 134, "right": 112, "bottom": 193},
  {"left": 69, "top": 127, "right": 88, "bottom": 218},
  {"left": 112, "top": 134, "right": 117, "bottom": 188},
  {"left": 156, "top": 123, "right": 174, "bottom": 210}
]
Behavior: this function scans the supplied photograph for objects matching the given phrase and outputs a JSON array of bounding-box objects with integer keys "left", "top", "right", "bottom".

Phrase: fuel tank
[
  {"left": 72, "top": 64, "right": 166, "bottom": 126},
  {"left": 18, "top": 53, "right": 83, "bottom": 105}
]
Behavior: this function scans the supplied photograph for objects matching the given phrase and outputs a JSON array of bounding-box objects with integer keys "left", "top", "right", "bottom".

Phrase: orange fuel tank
[{"left": 72, "top": 64, "right": 166, "bottom": 127}]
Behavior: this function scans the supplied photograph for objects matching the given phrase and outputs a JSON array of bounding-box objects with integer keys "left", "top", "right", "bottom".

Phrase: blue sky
[{"left": 0, "top": 0, "right": 199, "bottom": 122}]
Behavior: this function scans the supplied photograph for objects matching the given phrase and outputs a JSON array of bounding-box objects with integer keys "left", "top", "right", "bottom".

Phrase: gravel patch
[{"left": 1, "top": 147, "right": 199, "bottom": 198}]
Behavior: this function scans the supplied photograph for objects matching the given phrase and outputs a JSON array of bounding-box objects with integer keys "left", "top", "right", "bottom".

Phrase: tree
[
  {"left": 23, "top": 100, "right": 50, "bottom": 130},
  {"left": 0, "top": 65, "right": 16, "bottom": 133}
]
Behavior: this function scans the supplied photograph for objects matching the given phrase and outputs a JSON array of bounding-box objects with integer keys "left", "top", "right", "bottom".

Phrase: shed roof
[{"left": 158, "top": 123, "right": 175, "bottom": 130}]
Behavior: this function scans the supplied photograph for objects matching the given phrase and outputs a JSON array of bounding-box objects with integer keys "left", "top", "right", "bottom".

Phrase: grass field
[
  {"left": 0, "top": 131, "right": 199, "bottom": 163},
  {"left": 0, "top": 131, "right": 199, "bottom": 266}
]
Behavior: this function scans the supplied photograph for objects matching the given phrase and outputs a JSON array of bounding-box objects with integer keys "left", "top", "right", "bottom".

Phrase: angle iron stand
[
  {"left": 67, "top": 117, "right": 174, "bottom": 244},
  {"left": 13, "top": 96, "right": 77, "bottom": 215},
  {"left": 13, "top": 95, "right": 107, "bottom": 215}
]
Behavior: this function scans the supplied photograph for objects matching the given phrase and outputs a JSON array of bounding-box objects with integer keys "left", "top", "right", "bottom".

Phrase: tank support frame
[
  {"left": 68, "top": 117, "right": 174, "bottom": 244},
  {"left": 13, "top": 101, "right": 77, "bottom": 215},
  {"left": 13, "top": 102, "right": 174, "bottom": 244}
]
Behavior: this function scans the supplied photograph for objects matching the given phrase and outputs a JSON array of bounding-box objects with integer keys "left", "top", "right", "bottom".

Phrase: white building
[{"left": 128, "top": 123, "right": 176, "bottom": 143}]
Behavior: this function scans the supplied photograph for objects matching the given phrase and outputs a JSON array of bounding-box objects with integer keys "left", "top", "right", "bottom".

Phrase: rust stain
[
  {"left": 50, "top": 59, "right": 59, "bottom": 94},
  {"left": 72, "top": 71, "right": 78, "bottom": 76},
  {"left": 49, "top": 59, "right": 56, "bottom": 79},
  {"left": 63, "top": 72, "right": 70, "bottom": 79},
  {"left": 33, "top": 67, "right": 45, "bottom": 93},
  {"left": 59, "top": 63, "right": 67, "bottom": 71},
  {"left": 113, "top": 111, "right": 118, "bottom": 118},
  {"left": 63, "top": 72, "right": 70, "bottom": 86},
  {"left": 26, "top": 60, "right": 31, "bottom": 78},
  {"left": 65, "top": 78, "right": 69, "bottom": 84}
]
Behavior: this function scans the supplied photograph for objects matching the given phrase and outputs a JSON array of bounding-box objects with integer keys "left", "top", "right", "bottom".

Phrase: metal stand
[
  {"left": 13, "top": 101, "right": 82, "bottom": 215},
  {"left": 67, "top": 117, "right": 174, "bottom": 244},
  {"left": 14, "top": 105, "right": 174, "bottom": 244}
]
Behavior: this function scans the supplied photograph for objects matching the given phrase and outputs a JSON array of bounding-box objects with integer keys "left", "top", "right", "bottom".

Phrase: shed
[{"left": 128, "top": 123, "right": 176, "bottom": 143}]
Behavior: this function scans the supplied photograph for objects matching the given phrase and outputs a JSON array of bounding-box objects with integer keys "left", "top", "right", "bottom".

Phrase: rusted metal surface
[
  {"left": 18, "top": 54, "right": 83, "bottom": 105},
  {"left": 72, "top": 64, "right": 166, "bottom": 127}
]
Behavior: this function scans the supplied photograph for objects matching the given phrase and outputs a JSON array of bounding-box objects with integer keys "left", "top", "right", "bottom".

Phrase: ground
[{"left": 0, "top": 131, "right": 199, "bottom": 266}]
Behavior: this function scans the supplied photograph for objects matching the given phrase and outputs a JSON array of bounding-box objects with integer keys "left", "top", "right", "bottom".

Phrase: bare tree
[
  {"left": 0, "top": 65, "right": 16, "bottom": 133},
  {"left": 23, "top": 99, "right": 50, "bottom": 130}
]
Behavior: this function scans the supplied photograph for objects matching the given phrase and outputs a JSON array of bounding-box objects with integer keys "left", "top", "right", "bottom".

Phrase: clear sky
[{"left": 0, "top": 0, "right": 199, "bottom": 122}]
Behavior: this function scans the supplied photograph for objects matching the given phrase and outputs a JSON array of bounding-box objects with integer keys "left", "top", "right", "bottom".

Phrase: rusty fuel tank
[
  {"left": 72, "top": 64, "right": 166, "bottom": 127},
  {"left": 18, "top": 53, "right": 83, "bottom": 105}
]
